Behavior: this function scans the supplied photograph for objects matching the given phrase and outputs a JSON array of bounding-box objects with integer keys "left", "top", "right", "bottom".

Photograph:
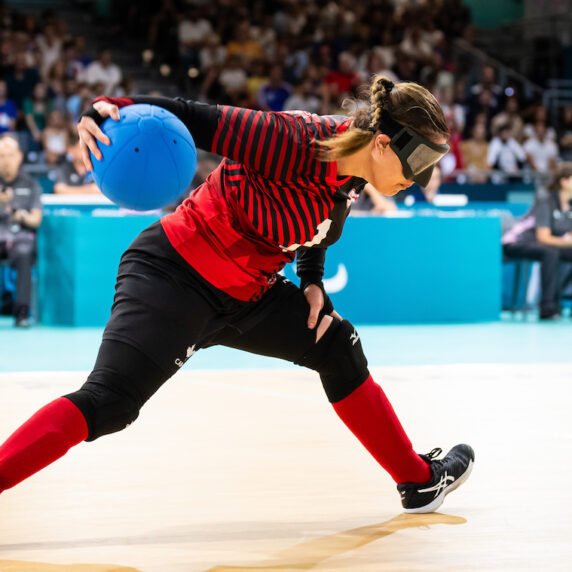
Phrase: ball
[{"left": 90, "top": 104, "right": 197, "bottom": 211}]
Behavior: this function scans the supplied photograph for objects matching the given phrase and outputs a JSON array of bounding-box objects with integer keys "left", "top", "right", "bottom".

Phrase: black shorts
[{"left": 103, "top": 221, "right": 331, "bottom": 379}]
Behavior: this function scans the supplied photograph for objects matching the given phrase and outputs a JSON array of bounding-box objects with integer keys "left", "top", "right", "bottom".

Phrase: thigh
[
  {"left": 504, "top": 241, "right": 548, "bottom": 261},
  {"left": 207, "top": 278, "right": 329, "bottom": 366}
]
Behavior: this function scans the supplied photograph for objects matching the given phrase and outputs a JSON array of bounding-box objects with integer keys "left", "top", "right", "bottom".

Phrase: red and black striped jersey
[{"left": 92, "top": 96, "right": 364, "bottom": 301}]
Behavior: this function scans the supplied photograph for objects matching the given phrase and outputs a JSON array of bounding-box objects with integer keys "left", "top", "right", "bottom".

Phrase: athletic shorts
[{"left": 103, "top": 221, "right": 333, "bottom": 379}]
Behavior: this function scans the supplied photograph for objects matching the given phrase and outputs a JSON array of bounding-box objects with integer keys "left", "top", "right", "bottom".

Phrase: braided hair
[{"left": 317, "top": 74, "right": 449, "bottom": 161}]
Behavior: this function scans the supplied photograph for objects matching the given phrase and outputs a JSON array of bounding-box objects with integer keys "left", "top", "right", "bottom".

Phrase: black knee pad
[
  {"left": 299, "top": 319, "right": 369, "bottom": 403},
  {"left": 65, "top": 372, "right": 142, "bottom": 442}
]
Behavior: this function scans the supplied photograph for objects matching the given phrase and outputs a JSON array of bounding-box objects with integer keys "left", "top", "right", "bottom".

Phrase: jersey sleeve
[
  {"left": 87, "top": 96, "right": 315, "bottom": 179},
  {"left": 534, "top": 198, "right": 552, "bottom": 229},
  {"left": 296, "top": 246, "right": 326, "bottom": 287}
]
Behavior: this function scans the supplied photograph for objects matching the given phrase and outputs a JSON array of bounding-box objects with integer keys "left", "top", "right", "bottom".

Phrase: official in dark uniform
[{"left": 0, "top": 134, "right": 42, "bottom": 327}]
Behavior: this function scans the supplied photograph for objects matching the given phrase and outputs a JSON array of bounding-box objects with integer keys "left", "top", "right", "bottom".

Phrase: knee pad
[
  {"left": 299, "top": 319, "right": 369, "bottom": 403},
  {"left": 64, "top": 371, "right": 142, "bottom": 442}
]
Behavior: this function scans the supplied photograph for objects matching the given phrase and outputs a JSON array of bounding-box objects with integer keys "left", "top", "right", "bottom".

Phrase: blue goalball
[{"left": 90, "top": 104, "right": 197, "bottom": 211}]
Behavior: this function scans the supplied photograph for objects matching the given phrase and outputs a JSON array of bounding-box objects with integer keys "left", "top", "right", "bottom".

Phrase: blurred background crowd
[{"left": 0, "top": 0, "right": 571, "bottom": 190}]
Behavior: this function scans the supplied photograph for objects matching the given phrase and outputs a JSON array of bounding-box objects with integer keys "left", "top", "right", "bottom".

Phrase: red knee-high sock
[
  {"left": 333, "top": 375, "right": 430, "bottom": 484},
  {"left": 0, "top": 397, "right": 88, "bottom": 492}
]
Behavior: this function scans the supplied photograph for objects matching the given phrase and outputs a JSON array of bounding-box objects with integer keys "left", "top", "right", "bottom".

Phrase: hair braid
[{"left": 369, "top": 76, "right": 393, "bottom": 131}]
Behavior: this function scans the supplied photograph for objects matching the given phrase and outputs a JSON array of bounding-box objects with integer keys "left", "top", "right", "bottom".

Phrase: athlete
[{"left": 0, "top": 76, "right": 474, "bottom": 514}]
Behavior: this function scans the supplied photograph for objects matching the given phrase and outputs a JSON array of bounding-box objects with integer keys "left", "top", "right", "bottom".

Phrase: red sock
[
  {"left": 0, "top": 397, "right": 88, "bottom": 492},
  {"left": 333, "top": 375, "right": 430, "bottom": 484}
]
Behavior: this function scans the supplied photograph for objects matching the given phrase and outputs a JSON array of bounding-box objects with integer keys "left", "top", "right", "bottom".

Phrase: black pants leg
[
  {"left": 6, "top": 236, "right": 35, "bottom": 312},
  {"left": 504, "top": 242, "right": 565, "bottom": 315}
]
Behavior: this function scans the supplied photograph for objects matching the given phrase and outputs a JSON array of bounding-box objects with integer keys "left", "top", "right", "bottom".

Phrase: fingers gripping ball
[{"left": 90, "top": 104, "right": 197, "bottom": 211}]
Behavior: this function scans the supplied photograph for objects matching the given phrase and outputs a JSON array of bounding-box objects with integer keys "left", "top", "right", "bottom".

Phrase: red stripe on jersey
[
  {"left": 93, "top": 96, "right": 134, "bottom": 108},
  {"left": 211, "top": 106, "right": 228, "bottom": 154},
  {"left": 242, "top": 110, "right": 263, "bottom": 165},
  {"left": 221, "top": 107, "right": 242, "bottom": 158},
  {"left": 254, "top": 117, "right": 271, "bottom": 173}
]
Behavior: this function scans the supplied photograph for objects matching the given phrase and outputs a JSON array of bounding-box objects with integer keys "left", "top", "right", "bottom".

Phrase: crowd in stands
[{"left": 0, "top": 0, "right": 570, "bottom": 190}]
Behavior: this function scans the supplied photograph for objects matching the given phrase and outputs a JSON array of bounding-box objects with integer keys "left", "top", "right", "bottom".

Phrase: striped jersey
[{"left": 94, "top": 96, "right": 365, "bottom": 301}]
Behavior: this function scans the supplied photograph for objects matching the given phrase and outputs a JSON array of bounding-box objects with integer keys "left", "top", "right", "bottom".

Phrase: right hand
[{"left": 77, "top": 101, "right": 121, "bottom": 171}]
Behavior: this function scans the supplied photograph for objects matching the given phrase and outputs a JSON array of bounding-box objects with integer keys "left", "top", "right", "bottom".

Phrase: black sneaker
[
  {"left": 14, "top": 305, "right": 31, "bottom": 328},
  {"left": 397, "top": 444, "right": 475, "bottom": 513}
]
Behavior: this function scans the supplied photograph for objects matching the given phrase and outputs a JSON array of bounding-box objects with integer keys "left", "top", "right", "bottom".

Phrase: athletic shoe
[
  {"left": 397, "top": 444, "right": 474, "bottom": 513},
  {"left": 14, "top": 305, "right": 30, "bottom": 328}
]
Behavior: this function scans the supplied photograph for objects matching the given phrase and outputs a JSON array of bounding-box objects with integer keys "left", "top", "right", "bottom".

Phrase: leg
[
  {"left": 504, "top": 242, "right": 561, "bottom": 317},
  {"left": 7, "top": 235, "right": 35, "bottom": 321},
  {"left": 0, "top": 223, "right": 231, "bottom": 492},
  {"left": 210, "top": 278, "right": 430, "bottom": 484}
]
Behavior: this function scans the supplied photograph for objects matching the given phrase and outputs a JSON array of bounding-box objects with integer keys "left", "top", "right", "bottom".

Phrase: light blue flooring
[{"left": 1, "top": 315, "right": 570, "bottom": 372}]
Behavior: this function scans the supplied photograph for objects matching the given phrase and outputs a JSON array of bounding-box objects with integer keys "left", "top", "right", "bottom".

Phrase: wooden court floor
[{"left": 0, "top": 363, "right": 571, "bottom": 571}]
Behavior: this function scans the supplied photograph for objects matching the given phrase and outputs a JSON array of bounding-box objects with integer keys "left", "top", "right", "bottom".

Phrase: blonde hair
[
  {"left": 317, "top": 75, "right": 449, "bottom": 161},
  {"left": 548, "top": 162, "right": 572, "bottom": 192}
]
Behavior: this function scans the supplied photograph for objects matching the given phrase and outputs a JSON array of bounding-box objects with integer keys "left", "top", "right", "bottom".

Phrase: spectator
[
  {"left": 487, "top": 123, "right": 526, "bottom": 175},
  {"left": 246, "top": 59, "right": 269, "bottom": 104},
  {"left": 0, "top": 80, "right": 17, "bottom": 135},
  {"left": 178, "top": 6, "right": 213, "bottom": 71},
  {"left": 36, "top": 23, "right": 62, "bottom": 79},
  {"left": 226, "top": 20, "right": 264, "bottom": 70},
  {"left": 42, "top": 109, "right": 69, "bottom": 165},
  {"left": 460, "top": 122, "right": 490, "bottom": 183},
  {"left": 491, "top": 96, "right": 524, "bottom": 142},
  {"left": 523, "top": 121, "right": 559, "bottom": 175},
  {"left": 464, "top": 88, "right": 496, "bottom": 140},
  {"left": 82, "top": 48, "right": 123, "bottom": 96},
  {"left": 469, "top": 64, "right": 502, "bottom": 109},
  {"left": 399, "top": 25, "right": 433, "bottom": 66},
  {"left": 4, "top": 51, "right": 40, "bottom": 110},
  {"left": 199, "top": 34, "right": 227, "bottom": 75},
  {"left": 324, "top": 52, "right": 361, "bottom": 100},
  {"left": 439, "top": 84, "right": 466, "bottom": 137},
  {"left": 558, "top": 104, "right": 572, "bottom": 161},
  {"left": 503, "top": 162, "right": 572, "bottom": 320},
  {"left": 523, "top": 105, "right": 557, "bottom": 142},
  {"left": 0, "top": 134, "right": 42, "bottom": 327},
  {"left": 283, "top": 77, "right": 321, "bottom": 114},
  {"left": 257, "top": 64, "right": 292, "bottom": 112},
  {"left": 22, "top": 82, "right": 52, "bottom": 149},
  {"left": 53, "top": 130, "right": 100, "bottom": 195},
  {"left": 217, "top": 55, "right": 248, "bottom": 102}
]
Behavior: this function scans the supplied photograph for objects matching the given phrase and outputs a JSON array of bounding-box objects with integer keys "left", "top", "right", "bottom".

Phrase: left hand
[{"left": 303, "top": 283, "right": 342, "bottom": 329}]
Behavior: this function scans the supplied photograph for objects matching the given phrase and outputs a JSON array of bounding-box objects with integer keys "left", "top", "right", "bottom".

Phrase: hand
[
  {"left": 11, "top": 209, "right": 27, "bottom": 223},
  {"left": 0, "top": 187, "right": 14, "bottom": 204},
  {"left": 77, "top": 101, "right": 121, "bottom": 171},
  {"left": 303, "top": 283, "right": 324, "bottom": 329}
]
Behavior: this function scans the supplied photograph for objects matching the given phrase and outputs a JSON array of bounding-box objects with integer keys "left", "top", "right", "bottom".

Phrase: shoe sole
[{"left": 403, "top": 459, "right": 474, "bottom": 514}]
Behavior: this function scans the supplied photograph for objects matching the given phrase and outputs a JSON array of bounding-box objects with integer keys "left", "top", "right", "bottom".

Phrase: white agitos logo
[{"left": 323, "top": 264, "right": 347, "bottom": 293}]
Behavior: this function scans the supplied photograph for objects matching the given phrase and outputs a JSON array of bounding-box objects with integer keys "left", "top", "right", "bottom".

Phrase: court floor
[{"left": 1, "top": 319, "right": 571, "bottom": 571}]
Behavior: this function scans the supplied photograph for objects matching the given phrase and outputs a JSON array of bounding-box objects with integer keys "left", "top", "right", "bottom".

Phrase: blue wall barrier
[{"left": 38, "top": 213, "right": 502, "bottom": 326}]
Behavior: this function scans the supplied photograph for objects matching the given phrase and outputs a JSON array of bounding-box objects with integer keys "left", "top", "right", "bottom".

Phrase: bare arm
[
  {"left": 53, "top": 182, "right": 102, "bottom": 195},
  {"left": 536, "top": 227, "right": 572, "bottom": 248}
]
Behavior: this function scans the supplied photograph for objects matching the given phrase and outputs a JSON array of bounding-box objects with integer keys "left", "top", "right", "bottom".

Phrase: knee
[
  {"left": 64, "top": 371, "right": 142, "bottom": 442},
  {"left": 299, "top": 319, "right": 369, "bottom": 403},
  {"left": 10, "top": 241, "right": 34, "bottom": 263}
]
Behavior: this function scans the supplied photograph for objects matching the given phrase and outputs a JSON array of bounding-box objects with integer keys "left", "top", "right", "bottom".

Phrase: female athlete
[{"left": 0, "top": 76, "right": 474, "bottom": 514}]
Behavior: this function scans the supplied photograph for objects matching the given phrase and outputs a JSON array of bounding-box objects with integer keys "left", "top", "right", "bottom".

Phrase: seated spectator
[
  {"left": 352, "top": 183, "right": 398, "bottom": 215},
  {"left": 226, "top": 21, "right": 264, "bottom": 71},
  {"left": 438, "top": 85, "right": 466, "bottom": 137},
  {"left": 324, "top": 52, "right": 361, "bottom": 101},
  {"left": 4, "top": 51, "right": 41, "bottom": 111},
  {"left": 178, "top": 6, "right": 213, "bottom": 70},
  {"left": 246, "top": 59, "right": 269, "bottom": 104},
  {"left": 464, "top": 88, "right": 495, "bottom": 140},
  {"left": 557, "top": 104, "right": 572, "bottom": 161},
  {"left": 503, "top": 162, "right": 572, "bottom": 320},
  {"left": 460, "top": 123, "right": 490, "bottom": 183},
  {"left": 22, "top": 82, "right": 52, "bottom": 150},
  {"left": 469, "top": 64, "right": 502, "bottom": 110},
  {"left": 199, "top": 34, "right": 227, "bottom": 75},
  {"left": 523, "top": 121, "right": 559, "bottom": 175},
  {"left": 217, "top": 55, "right": 248, "bottom": 101},
  {"left": 42, "top": 109, "right": 69, "bottom": 165},
  {"left": 283, "top": 77, "right": 322, "bottom": 114},
  {"left": 36, "top": 23, "right": 63, "bottom": 79},
  {"left": 523, "top": 105, "right": 557, "bottom": 142},
  {"left": 399, "top": 25, "right": 433, "bottom": 66},
  {"left": 487, "top": 123, "right": 526, "bottom": 175},
  {"left": 53, "top": 130, "right": 100, "bottom": 195},
  {"left": 257, "top": 64, "right": 292, "bottom": 112},
  {"left": 0, "top": 80, "right": 17, "bottom": 134},
  {"left": 0, "top": 134, "right": 43, "bottom": 327},
  {"left": 491, "top": 96, "right": 524, "bottom": 142},
  {"left": 82, "top": 48, "right": 123, "bottom": 96}
]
